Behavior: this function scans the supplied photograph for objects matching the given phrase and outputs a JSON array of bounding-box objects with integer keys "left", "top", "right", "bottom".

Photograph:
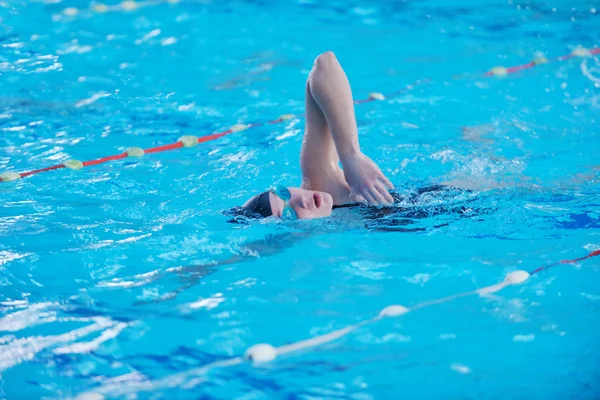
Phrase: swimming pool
[{"left": 1, "top": 0, "right": 599, "bottom": 398}]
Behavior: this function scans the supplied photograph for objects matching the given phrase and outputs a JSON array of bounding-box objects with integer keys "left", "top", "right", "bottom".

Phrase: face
[{"left": 270, "top": 187, "right": 333, "bottom": 220}]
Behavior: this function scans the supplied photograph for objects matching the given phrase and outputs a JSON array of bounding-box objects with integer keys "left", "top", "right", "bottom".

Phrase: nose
[{"left": 301, "top": 194, "right": 311, "bottom": 208}]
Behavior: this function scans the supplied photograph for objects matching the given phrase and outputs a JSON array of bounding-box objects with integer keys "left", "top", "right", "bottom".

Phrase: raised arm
[{"left": 301, "top": 51, "right": 394, "bottom": 205}]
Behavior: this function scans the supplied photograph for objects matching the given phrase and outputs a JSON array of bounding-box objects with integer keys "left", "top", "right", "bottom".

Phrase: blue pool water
[{"left": 1, "top": 0, "right": 600, "bottom": 398}]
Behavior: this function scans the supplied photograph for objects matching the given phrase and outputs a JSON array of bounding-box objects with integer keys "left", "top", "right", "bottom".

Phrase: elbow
[{"left": 313, "top": 51, "right": 339, "bottom": 72}]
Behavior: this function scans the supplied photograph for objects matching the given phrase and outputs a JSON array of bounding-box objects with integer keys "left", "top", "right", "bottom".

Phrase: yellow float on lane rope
[
  {"left": 63, "top": 159, "right": 84, "bottom": 170},
  {"left": 230, "top": 124, "right": 249, "bottom": 132},
  {"left": 120, "top": 1, "right": 138, "bottom": 11},
  {"left": 178, "top": 135, "right": 198, "bottom": 148},
  {"left": 279, "top": 114, "right": 296, "bottom": 121},
  {"left": 572, "top": 47, "right": 591, "bottom": 57},
  {"left": 489, "top": 66, "right": 508, "bottom": 76},
  {"left": 369, "top": 92, "right": 385, "bottom": 100},
  {"left": 92, "top": 3, "right": 109, "bottom": 13},
  {"left": 532, "top": 56, "right": 548, "bottom": 65},
  {"left": 62, "top": 7, "right": 79, "bottom": 16},
  {"left": 125, "top": 147, "right": 145, "bottom": 157},
  {"left": 0, "top": 172, "right": 21, "bottom": 182}
]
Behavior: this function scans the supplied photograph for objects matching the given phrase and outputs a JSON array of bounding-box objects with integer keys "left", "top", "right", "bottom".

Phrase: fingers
[
  {"left": 362, "top": 190, "right": 378, "bottom": 205},
  {"left": 378, "top": 171, "right": 395, "bottom": 190},
  {"left": 369, "top": 185, "right": 388, "bottom": 205},
  {"left": 361, "top": 184, "right": 391, "bottom": 206},
  {"left": 375, "top": 180, "right": 394, "bottom": 204}
]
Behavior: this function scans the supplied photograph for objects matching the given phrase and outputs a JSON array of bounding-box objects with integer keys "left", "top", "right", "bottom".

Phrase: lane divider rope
[
  {"left": 1, "top": 46, "right": 598, "bottom": 183},
  {"left": 243, "top": 249, "right": 600, "bottom": 362},
  {"left": 76, "top": 249, "right": 600, "bottom": 398}
]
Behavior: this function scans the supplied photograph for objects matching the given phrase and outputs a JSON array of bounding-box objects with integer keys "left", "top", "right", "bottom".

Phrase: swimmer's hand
[{"left": 341, "top": 152, "right": 394, "bottom": 205}]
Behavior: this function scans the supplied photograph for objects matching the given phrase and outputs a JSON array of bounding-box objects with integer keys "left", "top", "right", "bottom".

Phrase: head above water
[{"left": 242, "top": 185, "right": 334, "bottom": 221}]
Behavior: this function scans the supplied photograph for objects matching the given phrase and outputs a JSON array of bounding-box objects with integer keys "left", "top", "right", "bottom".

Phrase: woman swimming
[{"left": 238, "top": 51, "right": 395, "bottom": 221}]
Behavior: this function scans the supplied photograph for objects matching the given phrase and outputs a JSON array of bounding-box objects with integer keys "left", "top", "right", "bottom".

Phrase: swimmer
[{"left": 235, "top": 51, "right": 396, "bottom": 221}]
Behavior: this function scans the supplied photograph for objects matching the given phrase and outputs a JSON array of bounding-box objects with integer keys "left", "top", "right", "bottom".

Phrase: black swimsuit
[{"left": 332, "top": 185, "right": 483, "bottom": 232}]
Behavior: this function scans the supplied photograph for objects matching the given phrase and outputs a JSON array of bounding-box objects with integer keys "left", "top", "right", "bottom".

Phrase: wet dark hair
[{"left": 224, "top": 191, "right": 272, "bottom": 224}]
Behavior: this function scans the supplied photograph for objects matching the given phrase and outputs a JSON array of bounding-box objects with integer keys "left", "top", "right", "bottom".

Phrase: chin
[{"left": 324, "top": 193, "right": 334, "bottom": 211}]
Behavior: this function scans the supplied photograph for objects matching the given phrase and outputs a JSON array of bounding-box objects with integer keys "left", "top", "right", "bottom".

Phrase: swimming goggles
[{"left": 270, "top": 185, "right": 298, "bottom": 220}]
